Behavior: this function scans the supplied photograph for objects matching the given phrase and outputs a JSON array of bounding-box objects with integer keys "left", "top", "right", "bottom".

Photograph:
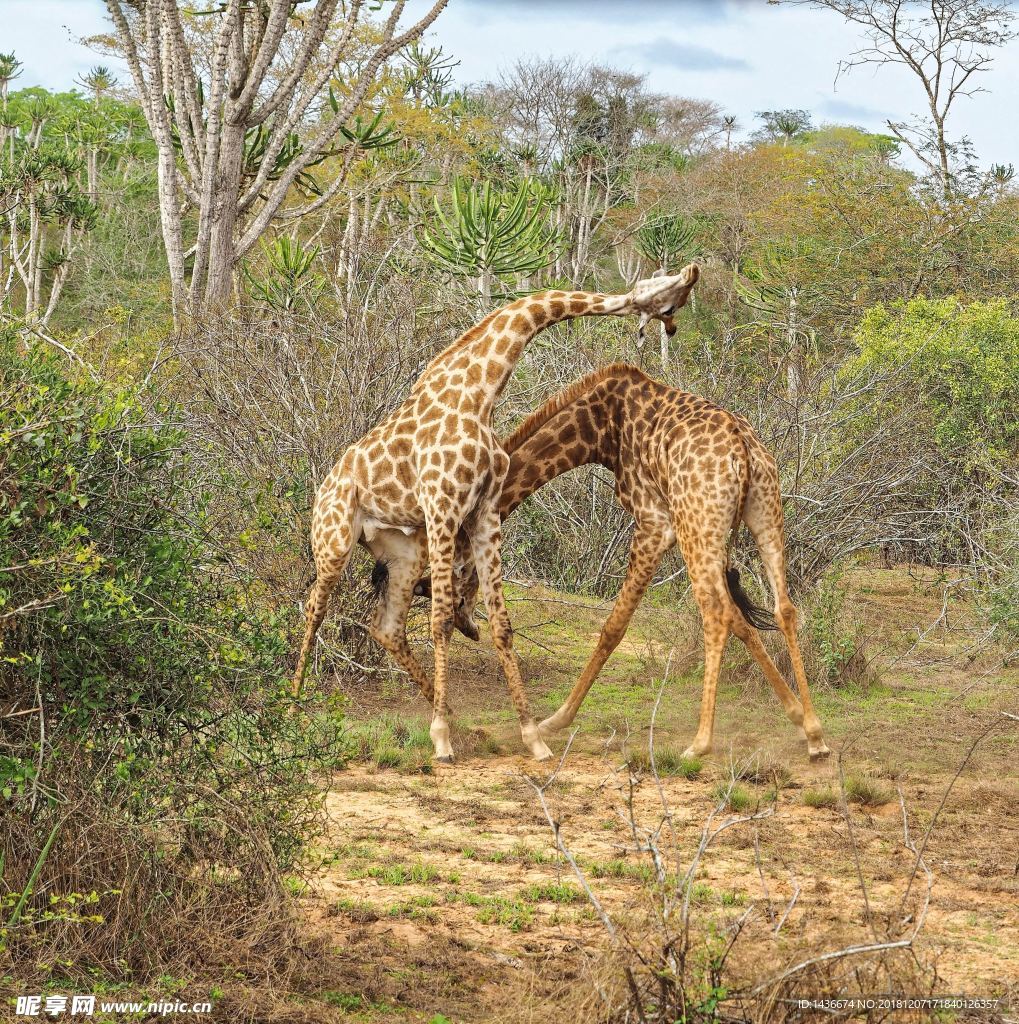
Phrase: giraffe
[
  {"left": 292, "top": 266, "right": 701, "bottom": 763},
  {"left": 409, "top": 363, "right": 830, "bottom": 761}
]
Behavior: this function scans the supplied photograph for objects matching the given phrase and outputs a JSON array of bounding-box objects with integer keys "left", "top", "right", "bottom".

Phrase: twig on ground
[
  {"left": 836, "top": 749, "right": 876, "bottom": 941},
  {"left": 898, "top": 716, "right": 1002, "bottom": 914},
  {"left": 774, "top": 872, "right": 800, "bottom": 936}
]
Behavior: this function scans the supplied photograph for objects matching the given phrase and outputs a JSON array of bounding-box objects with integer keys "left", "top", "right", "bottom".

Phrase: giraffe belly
[{"left": 361, "top": 516, "right": 420, "bottom": 543}]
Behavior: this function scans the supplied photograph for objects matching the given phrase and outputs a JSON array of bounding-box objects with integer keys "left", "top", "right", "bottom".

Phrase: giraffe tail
[
  {"left": 725, "top": 567, "right": 777, "bottom": 631},
  {"left": 725, "top": 433, "right": 778, "bottom": 632},
  {"left": 371, "top": 559, "right": 390, "bottom": 601}
]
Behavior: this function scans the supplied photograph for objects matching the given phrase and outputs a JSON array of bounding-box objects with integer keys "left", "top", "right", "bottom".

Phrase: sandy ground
[{"left": 296, "top": 567, "right": 1019, "bottom": 1022}]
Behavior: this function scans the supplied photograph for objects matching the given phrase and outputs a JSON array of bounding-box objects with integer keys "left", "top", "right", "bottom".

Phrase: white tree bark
[{"left": 105, "top": 0, "right": 448, "bottom": 319}]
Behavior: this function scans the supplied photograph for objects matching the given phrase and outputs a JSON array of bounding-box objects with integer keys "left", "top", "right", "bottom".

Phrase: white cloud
[
  {"left": 8, "top": 0, "right": 1019, "bottom": 168},
  {"left": 7, "top": 1, "right": 127, "bottom": 93}
]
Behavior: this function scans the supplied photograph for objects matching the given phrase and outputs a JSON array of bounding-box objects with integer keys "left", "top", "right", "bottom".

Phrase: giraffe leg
[
  {"left": 367, "top": 530, "right": 433, "bottom": 702},
  {"left": 678, "top": 520, "right": 809, "bottom": 759},
  {"left": 540, "top": 522, "right": 673, "bottom": 735},
  {"left": 744, "top": 507, "right": 830, "bottom": 760},
  {"left": 470, "top": 506, "right": 551, "bottom": 762},
  {"left": 682, "top": 560, "right": 733, "bottom": 760},
  {"left": 292, "top": 483, "right": 358, "bottom": 696},
  {"left": 425, "top": 518, "right": 459, "bottom": 762}
]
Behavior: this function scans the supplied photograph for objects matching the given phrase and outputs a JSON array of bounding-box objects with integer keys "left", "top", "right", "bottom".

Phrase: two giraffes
[{"left": 292, "top": 266, "right": 829, "bottom": 765}]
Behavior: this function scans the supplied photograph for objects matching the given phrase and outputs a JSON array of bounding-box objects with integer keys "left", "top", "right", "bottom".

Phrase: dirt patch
[{"left": 299, "top": 568, "right": 1018, "bottom": 1021}]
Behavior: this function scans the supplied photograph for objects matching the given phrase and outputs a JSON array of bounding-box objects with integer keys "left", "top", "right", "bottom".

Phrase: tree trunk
[
  {"left": 201, "top": 122, "right": 245, "bottom": 309},
  {"left": 155, "top": 145, "right": 187, "bottom": 317},
  {"left": 786, "top": 287, "right": 800, "bottom": 403}
]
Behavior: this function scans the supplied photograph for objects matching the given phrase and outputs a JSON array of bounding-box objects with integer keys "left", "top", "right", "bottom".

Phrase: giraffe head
[
  {"left": 632, "top": 262, "right": 700, "bottom": 347},
  {"left": 413, "top": 573, "right": 481, "bottom": 641}
]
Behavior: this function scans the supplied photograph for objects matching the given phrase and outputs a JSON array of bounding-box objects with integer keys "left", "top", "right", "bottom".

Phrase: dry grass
[{"left": 294, "top": 566, "right": 1017, "bottom": 1022}]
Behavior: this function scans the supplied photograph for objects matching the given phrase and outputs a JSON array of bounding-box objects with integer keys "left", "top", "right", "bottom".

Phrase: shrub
[
  {"left": 853, "top": 296, "right": 1019, "bottom": 460},
  {"left": 709, "top": 782, "right": 753, "bottom": 812},
  {"left": 844, "top": 775, "right": 893, "bottom": 807},
  {"left": 0, "top": 334, "right": 337, "bottom": 984},
  {"left": 802, "top": 787, "right": 840, "bottom": 809}
]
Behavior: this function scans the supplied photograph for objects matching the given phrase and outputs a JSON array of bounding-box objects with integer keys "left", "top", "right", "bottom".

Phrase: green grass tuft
[
  {"left": 521, "top": 881, "right": 583, "bottom": 904},
  {"left": 344, "top": 716, "right": 435, "bottom": 774},
  {"left": 802, "top": 786, "right": 839, "bottom": 809},
  {"left": 844, "top": 775, "right": 894, "bottom": 807},
  {"left": 629, "top": 746, "right": 703, "bottom": 779},
  {"left": 588, "top": 858, "right": 654, "bottom": 883},
  {"left": 458, "top": 891, "right": 533, "bottom": 931},
  {"left": 366, "top": 860, "right": 439, "bottom": 886},
  {"left": 710, "top": 781, "right": 754, "bottom": 812}
]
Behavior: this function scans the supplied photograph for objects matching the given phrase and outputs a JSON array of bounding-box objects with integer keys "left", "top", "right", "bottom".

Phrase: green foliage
[
  {"left": 802, "top": 786, "right": 840, "bottom": 809},
  {"left": 0, "top": 83, "right": 154, "bottom": 323},
  {"left": 520, "top": 881, "right": 583, "bottom": 904},
  {"left": 366, "top": 861, "right": 439, "bottom": 886},
  {"left": 244, "top": 235, "right": 325, "bottom": 312},
  {"left": 457, "top": 891, "right": 534, "bottom": 931},
  {"left": 844, "top": 775, "right": 893, "bottom": 807},
  {"left": 635, "top": 213, "right": 696, "bottom": 271},
  {"left": 754, "top": 108, "right": 813, "bottom": 144},
  {"left": 709, "top": 782, "right": 753, "bottom": 813},
  {"left": 853, "top": 296, "right": 1019, "bottom": 460},
  {"left": 628, "top": 746, "right": 703, "bottom": 779},
  {"left": 808, "top": 568, "right": 866, "bottom": 685},
  {"left": 2, "top": 336, "right": 283, "bottom": 736},
  {"left": 800, "top": 124, "right": 901, "bottom": 162},
  {"left": 343, "top": 715, "right": 435, "bottom": 773},
  {"left": 0, "top": 334, "right": 337, "bottom": 969},
  {"left": 985, "top": 572, "right": 1019, "bottom": 648},
  {"left": 418, "top": 176, "right": 561, "bottom": 292}
]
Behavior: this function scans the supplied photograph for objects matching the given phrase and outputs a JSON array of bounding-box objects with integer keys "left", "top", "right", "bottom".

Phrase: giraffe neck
[
  {"left": 420, "top": 289, "right": 631, "bottom": 415},
  {"left": 498, "top": 366, "right": 641, "bottom": 518},
  {"left": 478, "top": 291, "right": 627, "bottom": 414}
]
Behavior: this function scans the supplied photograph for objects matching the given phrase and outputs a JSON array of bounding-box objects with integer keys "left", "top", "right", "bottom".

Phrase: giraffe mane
[
  {"left": 502, "top": 362, "right": 647, "bottom": 454},
  {"left": 415, "top": 308, "right": 502, "bottom": 385}
]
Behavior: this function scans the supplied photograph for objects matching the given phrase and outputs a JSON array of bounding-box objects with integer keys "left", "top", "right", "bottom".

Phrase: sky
[{"left": 7, "top": 0, "right": 1019, "bottom": 168}]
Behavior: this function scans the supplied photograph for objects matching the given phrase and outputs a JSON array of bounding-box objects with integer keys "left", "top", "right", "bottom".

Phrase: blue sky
[{"left": 9, "top": 0, "right": 1019, "bottom": 168}]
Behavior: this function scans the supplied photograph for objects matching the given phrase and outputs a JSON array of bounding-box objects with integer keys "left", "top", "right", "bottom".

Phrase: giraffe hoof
[
  {"left": 434, "top": 754, "right": 455, "bottom": 765},
  {"left": 538, "top": 713, "right": 567, "bottom": 736}
]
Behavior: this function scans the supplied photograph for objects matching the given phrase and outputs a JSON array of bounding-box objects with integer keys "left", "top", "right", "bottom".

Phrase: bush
[
  {"left": 0, "top": 333, "right": 338, "bottom": 985},
  {"left": 854, "top": 296, "right": 1019, "bottom": 461}
]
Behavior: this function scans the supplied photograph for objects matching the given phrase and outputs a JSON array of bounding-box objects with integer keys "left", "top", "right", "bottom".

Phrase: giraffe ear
[
  {"left": 651, "top": 267, "right": 668, "bottom": 278},
  {"left": 636, "top": 311, "right": 651, "bottom": 348}
]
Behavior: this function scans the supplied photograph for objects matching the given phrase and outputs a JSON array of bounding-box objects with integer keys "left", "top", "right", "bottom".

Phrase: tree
[
  {"left": 796, "top": 0, "right": 1016, "bottom": 194},
  {"left": 76, "top": 65, "right": 118, "bottom": 104},
  {"left": 418, "top": 177, "right": 561, "bottom": 302},
  {"left": 753, "top": 109, "right": 813, "bottom": 145},
  {"left": 634, "top": 214, "right": 698, "bottom": 366},
  {"left": 723, "top": 114, "right": 737, "bottom": 150},
  {"left": 484, "top": 59, "right": 662, "bottom": 287},
  {"left": 0, "top": 52, "right": 22, "bottom": 108},
  {"left": 853, "top": 296, "right": 1019, "bottom": 458},
  {"left": 0, "top": 86, "right": 115, "bottom": 324},
  {"left": 104, "top": 0, "right": 447, "bottom": 316}
]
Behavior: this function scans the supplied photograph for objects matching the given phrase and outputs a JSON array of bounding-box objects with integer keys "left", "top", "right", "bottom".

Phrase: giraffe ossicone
[{"left": 292, "top": 266, "right": 700, "bottom": 763}]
